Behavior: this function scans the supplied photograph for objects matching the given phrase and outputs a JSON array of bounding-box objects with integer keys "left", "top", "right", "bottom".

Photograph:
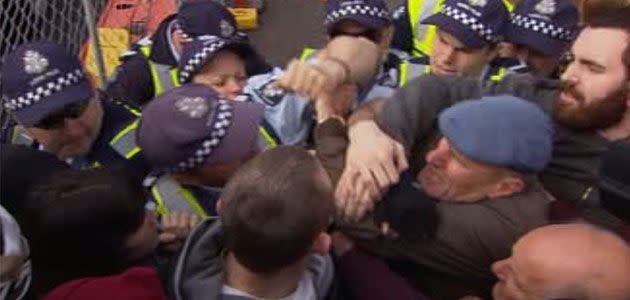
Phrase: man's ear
[
  {"left": 379, "top": 26, "right": 394, "bottom": 52},
  {"left": 311, "top": 232, "right": 331, "bottom": 256},
  {"left": 486, "top": 44, "right": 501, "bottom": 63},
  {"left": 488, "top": 176, "right": 525, "bottom": 199}
]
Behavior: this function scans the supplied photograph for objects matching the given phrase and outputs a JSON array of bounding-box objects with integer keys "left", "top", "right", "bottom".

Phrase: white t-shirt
[{"left": 222, "top": 272, "right": 316, "bottom": 300}]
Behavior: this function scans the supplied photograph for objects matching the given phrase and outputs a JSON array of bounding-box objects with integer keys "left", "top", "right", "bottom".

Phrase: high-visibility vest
[
  {"left": 408, "top": 0, "right": 514, "bottom": 58},
  {"left": 299, "top": 47, "right": 317, "bottom": 61},
  {"left": 10, "top": 119, "right": 141, "bottom": 166},
  {"left": 397, "top": 60, "right": 508, "bottom": 86},
  {"left": 150, "top": 174, "right": 210, "bottom": 219},
  {"left": 138, "top": 43, "right": 180, "bottom": 96}
]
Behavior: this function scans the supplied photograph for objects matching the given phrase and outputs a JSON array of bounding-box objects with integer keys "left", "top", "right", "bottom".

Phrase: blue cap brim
[
  {"left": 505, "top": 25, "right": 569, "bottom": 57},
  {"left": 14, "top": 79, "right": 93, "bottom": 128},
  {"left": 421, "top": 13, "right": 487, "bottom": 49}
]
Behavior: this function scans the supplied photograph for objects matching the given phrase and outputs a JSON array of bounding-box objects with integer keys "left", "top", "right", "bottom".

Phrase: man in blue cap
[
  {"left": 106, "top": 0, "right": 270, "bottom": 108},
  {"left": 391, "top": 0, "right": 515, "bottom": 86},
  {"left": 244, "top": 0, "right": 396, "bottom": 146},
  {"left": 335, "top": 6, "right": 629, "bottom": 236},
  {"left": 315, "top": 95, "right": 554, "bottom": 298},
  {"left": 504, "top": 0, "right": 579, "bottom": 77},
  {"left": 0, "top": 41, "right": 148, "bottom": 173},
  {"left": 136, "top": 84, "right": 266, "bottom": 218}
]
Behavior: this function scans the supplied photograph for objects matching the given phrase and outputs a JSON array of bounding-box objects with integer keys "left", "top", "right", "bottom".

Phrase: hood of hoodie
[{"left": 170, "top": 218, "right": 334, "bottom": 300}]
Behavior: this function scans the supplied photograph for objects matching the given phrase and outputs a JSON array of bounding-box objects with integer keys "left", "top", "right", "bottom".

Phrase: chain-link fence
[{"left": 1, "top": 0, "right": 108, "bottom": 67}]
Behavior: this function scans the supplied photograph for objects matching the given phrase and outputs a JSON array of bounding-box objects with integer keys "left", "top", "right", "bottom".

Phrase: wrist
[{"left": 348, "top": 120, "right": 378, "bottom": 140}]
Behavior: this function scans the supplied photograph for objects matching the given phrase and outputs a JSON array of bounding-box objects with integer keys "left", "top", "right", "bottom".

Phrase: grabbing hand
[
  {"left": 158, "top": 212, "right": 200, "bottom": 252},
  {"left": 335, "top": 121, "right": 408, "bottom": 221}
]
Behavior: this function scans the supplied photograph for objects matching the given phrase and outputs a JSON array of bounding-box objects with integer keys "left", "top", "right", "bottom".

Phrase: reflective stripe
[
  {"left": 490, "top": 67, "right": 507, "bottom": 82},
  {"left": 409, "top": 0, "right": 442, "bottom": 57},
  {"left": 258, "top": 126, "right": 278, "bottom": 149},
  {"left": 10, "top": 126, "right": 34, "bottom": 146},
  {"left": 502, "top": 0, "right": 514, "bottom": 12},
  {"left": 151, "top": 175, "right": 209, "bottom": 219},
  {"left": 109, "top": 120, "right": 141, "bottom": 159},
  {"left": 299, "top": 48, "right": 316, "bottom": 61},
  {"left": 399, "top": 62, "right": 431, "bottom": 87},
  {"left": 139, "top": 45, "right": 180, "bottom": 97}
]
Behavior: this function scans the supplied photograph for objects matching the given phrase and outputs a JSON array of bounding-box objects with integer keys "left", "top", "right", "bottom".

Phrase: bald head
[{"left": 492, "top": 224, "right": 630, "bottom": 300}]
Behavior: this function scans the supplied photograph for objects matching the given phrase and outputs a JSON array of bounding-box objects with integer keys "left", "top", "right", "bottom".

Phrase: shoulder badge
[{"left": 255, "top": 81, "right": 285, "bottom": 107}]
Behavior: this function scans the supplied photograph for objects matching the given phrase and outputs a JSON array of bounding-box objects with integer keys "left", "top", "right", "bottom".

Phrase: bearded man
[{"left": 330, "top": 6, "right": 629, "bottom": 229}]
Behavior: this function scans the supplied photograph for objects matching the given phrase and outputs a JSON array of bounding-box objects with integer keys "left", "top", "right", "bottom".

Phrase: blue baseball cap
[
  {"left": 438, "top": 95, "right": 553, "bottom": 173},
  {"left": 506, "top": 0, "right": 578, "bottom": 57},
  {"left": 179, "top": 35, "right": 256, "bottom": 84},
  {"left": 1, "top": 41, "right": 93, "bottom": 127},
  {"left": 177, "top": 0, "right": 241, "bottom": 39},
  {"left": 137, "top": 84, "right": 264, "bottom": 171},
  {"left": 422, "top": 0, "right": 510, "bottom": 48},
  {"left": 324, "top": 0, "right": 392, "bottom": 30}
]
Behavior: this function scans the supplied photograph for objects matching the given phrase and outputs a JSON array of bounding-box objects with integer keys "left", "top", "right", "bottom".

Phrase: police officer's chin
[{"left": 55, "top": 138, "right": 96, "bottom": 160}]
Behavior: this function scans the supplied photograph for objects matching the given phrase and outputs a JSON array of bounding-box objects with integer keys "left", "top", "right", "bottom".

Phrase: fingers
[
  {"left": 160, "top": 212, "right": 198, "bottom": 239},
  {"left": 158, "top": 232, "right": 178, "bottom": 244},
  {"left": 278, "top": 59, "right": 299, "bottom": 90},
  {"left": 393, "top": 142, "right": 409, "bottom": 172}
]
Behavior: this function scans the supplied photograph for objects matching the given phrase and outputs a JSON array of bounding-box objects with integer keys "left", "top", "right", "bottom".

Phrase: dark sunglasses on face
[
  {"left": 329, "top": 28, "right": 381, "bottom": 43},
  {"left": 35, "top": 99, "right": 91, "bottom": 130}
]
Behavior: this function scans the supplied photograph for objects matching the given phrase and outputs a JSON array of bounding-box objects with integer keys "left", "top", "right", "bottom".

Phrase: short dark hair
[
  {"left": 584, "top": 6, "right": 630, "bottom": 77},
  {"left": 220, "top": 146, "right": 334, "bottom": 274},
  {"left": 21, "top": 167, "right": 148, "bottom": 295}
]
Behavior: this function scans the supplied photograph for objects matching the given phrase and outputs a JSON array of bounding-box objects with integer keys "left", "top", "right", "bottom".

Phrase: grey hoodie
[{"left": 169, "top": 218, "right": 334, "bottom": 300}]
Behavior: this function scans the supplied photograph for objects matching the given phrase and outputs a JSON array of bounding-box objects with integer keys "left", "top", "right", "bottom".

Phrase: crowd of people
[{"left": 1, "top": 0, "right": 630, "bottom": 299}]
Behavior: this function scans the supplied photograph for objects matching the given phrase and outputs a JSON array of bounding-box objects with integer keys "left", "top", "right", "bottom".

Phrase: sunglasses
[
  {"left": 35, "top": 99, "right": 91, "bottom": 130},
  {"left": 329, "top": 28, "right": 381, "bottom": 43}
]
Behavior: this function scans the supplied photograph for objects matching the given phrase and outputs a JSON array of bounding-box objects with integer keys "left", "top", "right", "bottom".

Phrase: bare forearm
[{"left": 348, "top": 98, "right": 386, "bottom": 126}]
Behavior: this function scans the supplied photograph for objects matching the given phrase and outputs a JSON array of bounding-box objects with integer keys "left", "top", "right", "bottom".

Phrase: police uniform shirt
[{"left": 245, "top": 67, "right": 396, "bottom": 146}]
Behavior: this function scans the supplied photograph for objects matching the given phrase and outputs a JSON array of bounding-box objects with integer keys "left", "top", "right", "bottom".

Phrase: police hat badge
[
  {"left": 220, "top": 19, "right": 235, "bottom": 38},
  {"left": 535, "top": 0, "right": 556, "bottom": 15},
  {"left": 468, "top": 0, "right": 487, "bottom": 7},
  {"left": 175, "top": 97, "right": 210, "bottom": 119},
  {"left": 23, "top": 50, "right": 49, "bottom": 74}
]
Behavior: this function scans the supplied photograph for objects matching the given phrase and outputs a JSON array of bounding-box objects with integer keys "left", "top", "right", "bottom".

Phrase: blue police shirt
[{"left": 245, "top": 66, "right": 396, "bottom": 146}]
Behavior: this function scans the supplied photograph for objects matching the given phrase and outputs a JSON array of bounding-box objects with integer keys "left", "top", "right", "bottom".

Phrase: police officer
[
  {"left": 246, "top": 0, "right": 397, "bottom": 146},
  {"left": 0, "top": 41, "right": 148, "bottom": 173},
  {"left": 178, "top": 36, "right": 281, "bottom": 147},
  {"left": 137, "top": 84, "right": 266, "bottom": 218},
  {"left": 503, "top": 0, "right": 579, "bottom": 78},
  {"left": 390, "top": 0, "right": 515, "bottom": 58},
  {"left": 393, "top": 0, "right": 513, "bottom": 86},
  {"left": 106, "top": 0, "right": 270, "bottom": 108}
]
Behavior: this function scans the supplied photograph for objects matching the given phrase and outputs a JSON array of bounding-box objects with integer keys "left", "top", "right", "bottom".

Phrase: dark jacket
[
  {"left": 378, "top": 74, "right": 620, "bottom": 229},
  {"left": 315, "top": 114, "right": 551, "bottom": 299}
]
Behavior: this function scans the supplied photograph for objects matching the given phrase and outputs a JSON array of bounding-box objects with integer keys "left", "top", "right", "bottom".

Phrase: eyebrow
[{"left": 577, "top": 57, "right": 606, "bottom": 71}]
